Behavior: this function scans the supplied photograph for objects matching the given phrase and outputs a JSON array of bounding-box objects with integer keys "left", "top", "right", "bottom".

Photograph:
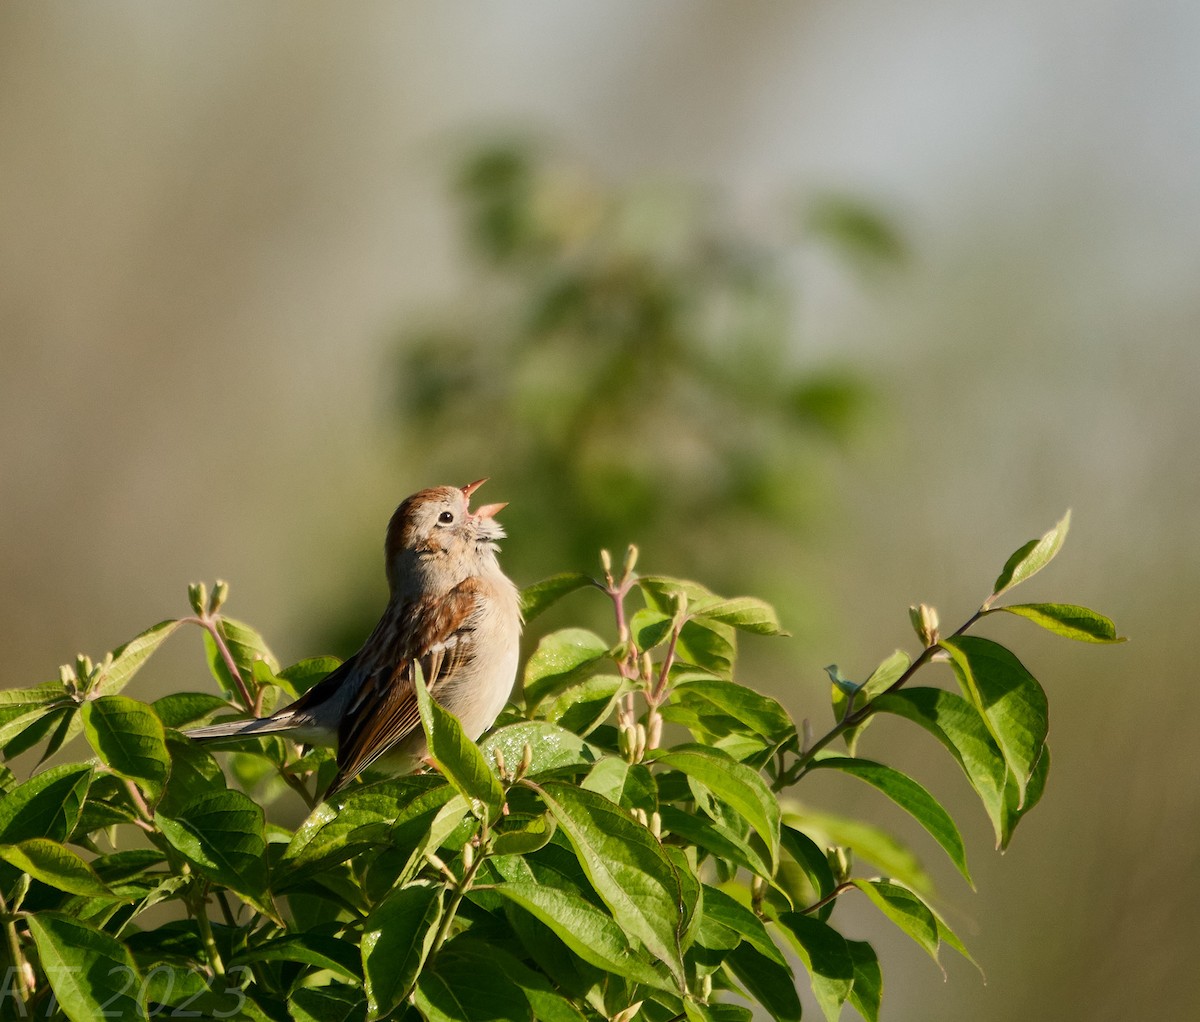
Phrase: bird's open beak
[
  {"left": 461, "top": 478, "right": 488, "bottom": 499},
  {"left": 461, "top": 478, "right": 506, "bottom": 518}
]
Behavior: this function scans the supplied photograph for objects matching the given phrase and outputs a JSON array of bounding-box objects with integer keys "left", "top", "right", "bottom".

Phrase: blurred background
[{"left": 2, "top": 2, "right": 1196, "bottom": 1018}]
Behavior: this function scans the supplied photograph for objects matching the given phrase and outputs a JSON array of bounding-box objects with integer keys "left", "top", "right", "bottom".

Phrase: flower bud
[
  {"left": 461, "top": 841, "right": 474, "bottom": 871},
  {"left": 623, "top": 544, "right": 639, "bottom": 578},
  {"left": 600, "top": 548, "right": 613, "bottom": 580},
  {"left": 649, "top": 811, "right": 661, "bottom": 840},
  {"left": 518, "top": 742, "right": 533, "bottom": 779},
  {"left": 188, "top": 582, "right": 208, "bottom": 617},
  {"left": 210, "top": 579, "right": 230, "bottom": 614},
  {"left": 493, "top": 746, "right": 507, "bottom": 779},
  {"left": 611, "top": 1002, "right": 643, "bottom": 1022},
  {"left": 827, "top": 845, "right": 852, "bottom": 883},
  {"left": 633, "top": 722, "right": 647, "bottom": 763},
  {"left": 909, "top": 603, "right": 940, "bottom": 646}
]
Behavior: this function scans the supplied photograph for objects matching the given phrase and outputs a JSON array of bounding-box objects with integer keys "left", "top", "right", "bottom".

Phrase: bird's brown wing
[{"left": 326, "top": 578, "right": 485, "bottom": 797}]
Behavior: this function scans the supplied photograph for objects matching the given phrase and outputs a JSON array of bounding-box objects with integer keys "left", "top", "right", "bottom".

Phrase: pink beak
[{"left": 461, "top": 478, "right": 507, "bottom": 519}]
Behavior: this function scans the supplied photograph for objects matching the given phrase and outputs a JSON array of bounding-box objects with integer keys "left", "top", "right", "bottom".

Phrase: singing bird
[{"left": 185, "top": 479, "right": 522, "bottom": 799}]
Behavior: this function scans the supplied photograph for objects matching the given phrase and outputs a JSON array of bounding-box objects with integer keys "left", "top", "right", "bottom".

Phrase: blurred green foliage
[{"left": 335, "top": 142, "right": 903, "bottom": 654}]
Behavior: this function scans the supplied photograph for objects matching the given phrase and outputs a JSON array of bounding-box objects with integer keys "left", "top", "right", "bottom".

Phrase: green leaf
[
  {"left": 157, "top": 789, "right": 272, "bottom": 916},
  {"left": 91, "top": 619, "right": 182, "bottom": 697},
  {"left": 480, "top": 721, "right": 600, "bottom": 777},
  {"left": 203, "top": 616, "right": 278, "bottom": 697},
  {"left": 81, "top": 696, "right": 171, "bottom": 803},
  {"left": 152, "top": 691, "right": 230, "bottom": 728},
  {"left": 991, "top": 602, "right": 1125, "bottom": 642},
  {"left": 991, "top": 510, "right": 1071, "bottom": 598},
  {"left": 522, "top": 628, "right": 611, "bottom": 710},
  {"left": 1001, "top": 746, "right": 1050, "bottom": 850},
  {"left": 810, "top": 755, "right": 971, "bottom": 886},
  {"left": 652, "top": 744, "right": 780, "bottom": 870},
  {"left": 940, "top": 636, "right": 1049, "bottom": 807},
  {"left": 234, "top": 933, "right": 362, "bottom": 982},
  {"left": 290, "top": 985, "right": 368, "bottom": 1022},
  {"left": 724, "top": 944, "right": 802, "bottom": 1022},
  {"left": 780, "top": 825, "right": 837, "bottom": 921},
  {"left": 657, "top": 805, "right": 772, "bottom": 879},
  {"left": 278, "top": 778, "right": 450, "bottom": 886},
  {"left": 851, "top": 879, "right": 941, "bottom": 969},
  {"left": 0, "top": 684, "right": 71, "bottom": 751},
  {"left": 520, "top": 572, "right": 596, "bottom": 622},
  {"left": 784, "top": 808, "right": 931, "bottom": 894},
  {"left": 685, "top": 1003, "right": 754, "bottom": 1022},
  {"left": 845, "top": 940, "right": 882, "bottom": 1022},
  {"left": 700, "top": 885, "right": 789, "bottom": 968},
  {"left": 581, "top": 758, "right": 657, "bottom": 814},
  {"left": 492, "top": 813, "right": 557, "bottom": 856},
  {"left": 672, "top": 678, "right": 796, "bottom": 748},
  {"left": 776, "top": 913, "right": 854, "bottom": 1022},
  {"left": 692, "top": 596, "right": 787, "bottom": 636},
  {"left": 362, "top": 883, "right": 443, "bottom": 1018},
  {"left": 533, "top": 782, "right": 688, "bottom": 987},
  {"left": 488, "top": 881, "right": 672, "bottom": 991},
  {"left": 414, "top": 667, "right": 504, "bottom": 823},
  {"left": 0, "top": 838, "right": 115, "bottom": 897},
  {"left": 830, "top": 649, "right": 910, "bottom": 754},
  {"left": 674, "top": 618, "right": 736, "bottom": 680},
  {"left": 0, "top": 763, "right": 91, "bottom": 844},
  {"left": 874, "top": 687, "right": 1008, "bottom": 847},
  {"left": 534, "top": 673, "right": 627, "bottom": 736},
  {"left": 27, "top": 912, "right": 148, "bottom": 1021},
  {"left": 279, "top": 655, "right": 343, "bottom": 693},
  {"left": 630, "top": 607, "right": 675, "bottom": 652},
  {"left": 414, "top": 938, "right": 533, "bottom": 1022}
]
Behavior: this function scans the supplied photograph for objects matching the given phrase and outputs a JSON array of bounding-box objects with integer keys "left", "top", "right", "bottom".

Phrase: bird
[{"left": 185, "top": 479, "right": 522, "bottom": 800}]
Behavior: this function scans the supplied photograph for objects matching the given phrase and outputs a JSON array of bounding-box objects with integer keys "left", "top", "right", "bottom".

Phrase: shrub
[{"left": 0, "top": 513, "right": 1120, "bottom": 1021}]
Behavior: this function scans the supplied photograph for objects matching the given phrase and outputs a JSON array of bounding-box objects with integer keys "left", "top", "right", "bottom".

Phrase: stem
[
  {"left": 191, "top": 886, "right": 226, "bottom": 978},
  {"left": 798, "top": 880, "right": 858, "bottom": 916},
  {"left": 183, "top": 614, "right": 256, "bottom": 711},
  {"left": 776, "top": 608, "right": 984, "bottom": 790},
  {"left": 0, "top": 890, "right": 31, "bottom": 1006}
]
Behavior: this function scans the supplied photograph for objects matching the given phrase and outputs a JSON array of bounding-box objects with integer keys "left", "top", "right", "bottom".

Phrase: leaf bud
[
  {"left": 59, "top": 664, "right": 75, "bottom": 687},
  {"left": 827, "top": 845, "right": 852, "bottom": 883},
  {"left": 623, "top": 544, "right": 639, "bottom": 579},
  {"left": 493, "top": 746, "right": 507, "bottom": 779},
  {"left": 518, "top": 742, "right": 533, "bottom": 779},
  {"left": 600, "top": 548, "right": 613, "bottom": 580},
  {"left": 75, "top": 654, "right": 93, "bottom": 680},
  {"left": 188, "top": 582, "right": 208, "bottom": 617}
]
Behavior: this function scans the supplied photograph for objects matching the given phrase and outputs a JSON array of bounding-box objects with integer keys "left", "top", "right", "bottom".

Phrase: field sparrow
[{"left": 186, "top": 480, "right": 522, "bottom": 800}]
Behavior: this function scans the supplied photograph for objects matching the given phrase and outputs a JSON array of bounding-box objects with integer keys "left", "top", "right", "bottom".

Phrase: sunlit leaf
[
  {"left": 0, "top": 764, "right": 91, "bottom": 845},
  {"left": 851, "top": 879, "right": 941, "bottom": 970},
  {"left": 535, "top": 781, "right": 688, "bottom": 987},
  {"left": 82, "top": 696, "right": 170, "bottom": 803},
  {"left": 991, "top": 511, "right": 1070, "bottom": 599},
  {"left": 91, "top": 619, "right": 182, "bottom": 698},
  {"left": 0, "top": 838, "right": 115, "bottom": 898},
  {"left": 654, "top": 744, "right": 780, "bottom": 870},
  {"left": 990, "top": 603, "right": 1125, "bottom": 643},
  {"left": 522, "top": 629, "right": 612, "bottom": 710},
  {"left": 415, "top": 668, "right": 504, "bottom": 823},
  {"left": 481, "top": 721, "right": 600, "bottom": 778},
  {"left": 692, "top": 596, "right": 787, "bottom": 636},
  {"left": 534, "top": 673, "right": 627, "bottom": 736},
  {"left": 672, "top": 678, "right": 796, "bottom": 748},
  {"left": 875, "top": 687, "right": 1008, "bottom": 847},
  {"left": 940, "top": 636, "right": 1048, "bottom": 807},
  {"left": 1001, "top": 746, "right": 1051, "bottom": 850}
]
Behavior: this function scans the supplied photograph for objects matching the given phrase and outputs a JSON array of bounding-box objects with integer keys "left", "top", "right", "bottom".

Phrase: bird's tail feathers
[{"left": 184, "top": 715, "right": 298, "bottom": 742}]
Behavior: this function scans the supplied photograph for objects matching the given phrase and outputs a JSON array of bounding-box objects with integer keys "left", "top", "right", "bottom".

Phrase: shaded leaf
[
  {"left": 581, "top": 758, "right": 657, "bottom": 814},
  {"left": 784, "top": 807, "right": 931, "bottom": 894},
  {"left": 685, "top": 1003, "right": 754, "bottom": 1022},
  {"left": 235, "top": 933, "right": 362, "bottom": 982},
  {"left": 831, "top": 649, "right": 910, "bottom": 754},
  {"left": 534, "top": 673, "right": 627, "bottom": 736},
  {"left": 492, "top": 813, "right": 556, "bottom": 856},
  {"left": 991, "top": 603, "right": 1125, "bottom": 643},
  {"left": 0, "top": 764, "right": 91, "bottom": 844},
  {"left": 657, "top": 804, "right": 772, "bottom": 879},
  {"left": 1001, "top": 746, "right": 1050, "bottom": 850},
  {"left": 82, "top": 696, "right": 170, "bottom": 803},
  {"left": 700, "top": 885, "right": 789, "bottom": 968},
  {"left": 776, "top": 912, "right": 854, "bottom": 1022},
  {"left": 28, "top": 912, "right": 147, "bottom": 1021},
  {"left": 520, "top": 572, "right": 595, "bottom": 623},
  {"left": 672, "top": 678, "right": 796, "bottom": 749},
  {"left": 203, "top": 616, "right": 277, "bottom": 698},
  {"left": 846, "top": 940, "right": 882, "bottom": 1022},
  {"left": 724, "top": 944, "right": 801, "bottom": 1022},
  {"left": 414, "top": 938, "right": 532, "bottom": 1022},
  {"left": 810, "top": 755, "right": 971, "bottom": 885},
  {"left": 279, "top": 655, "right": 343, "bottom": 693},
  {"left": 152, "top": 691, "right": 230, "bottom": 729},
  {"left": 362, "top": 884, "right": 443, "bottom": 1018},
  {"left": 674, "top": 618, "right": 736, "bottom": 680}
]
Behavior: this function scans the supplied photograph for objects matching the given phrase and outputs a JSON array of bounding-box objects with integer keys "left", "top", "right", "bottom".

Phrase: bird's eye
[{"left": 438, "top": 510, "right": 455, "bottom": 524}]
